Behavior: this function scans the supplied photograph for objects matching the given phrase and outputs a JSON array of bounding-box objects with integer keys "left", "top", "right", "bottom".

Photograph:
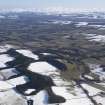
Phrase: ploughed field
[{"left": 0, "top": 12, "right": 105, "bottom": 105}]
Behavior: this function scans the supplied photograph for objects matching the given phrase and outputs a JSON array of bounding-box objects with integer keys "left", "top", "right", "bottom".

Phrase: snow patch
[
  {"left": 16, "top": 49, "right": 39, "bottom": 60},
  {"left": 0, "top": 68, "right": 19, "bottom": 80},
  {"left": 6, "top": 76, "right": 28, "bottom": 87},
  {"left": 27, "top": 90, "right": 48, "bottom": 105},
  {"left": 28, "top": 61, "right": 57, "bottom": 75},
  {"left": 25, "top": 89, "right": 36, "bottom": 94},
  {"left": 81, "top": 83, "right": 103, "bottom": 96},
  {"left": 84, "top": 75, "right": 94, "bottom": 80},
  {"left": 76, "top": 22, "right": 88, "bottom": 27},
  {"left": 88, "top": 64, "right": 105, "bottom": 80},
  {"left": 88, "top": 25, "right": 105, "bottom": 28},
  {"left": 94, "top": 96, "right": 105, "bottom": 105},
  {"left": 0, "top": 89, "right": 26, "bottom": 105},
  {"left": 52, "top": 86, "right": 94, "bottom": 105},
  {"left": 51, "top": 20, "right": 72, "bottom": 25},
  {"left": 41, "top": 53, "right": 52, "bottom": 56},
  {"left": 0, "top": 81, "right": 14, "bottom": 91},
  {"left": 0, "top": 44, "right": 13, "bottom": 53},
  {"left": 0, "top": 54, "right": 14, "bottom": 68},
  {"left": 84, "top": 34, "right": 105, "bottom": 42}
]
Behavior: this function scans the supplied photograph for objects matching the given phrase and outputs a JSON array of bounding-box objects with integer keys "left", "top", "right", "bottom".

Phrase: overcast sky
[{"left": 0, "top": 0, "right": 105, "bottom": 11}]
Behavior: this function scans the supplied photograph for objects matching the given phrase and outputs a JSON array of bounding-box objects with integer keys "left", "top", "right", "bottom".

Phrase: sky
[{"left": 0, "top": 0, "right": 105, "bottom": 11}]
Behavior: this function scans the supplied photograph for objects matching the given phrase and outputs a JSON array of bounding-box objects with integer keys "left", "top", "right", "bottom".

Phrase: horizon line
[{"left": 0, "top": 8, "right": 105, "bottom": 13}]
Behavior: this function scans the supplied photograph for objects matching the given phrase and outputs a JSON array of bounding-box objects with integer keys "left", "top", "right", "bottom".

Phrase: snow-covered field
[
  {"left": 28, "top": 61, "right": 59, "bottom": 77},
  {"left": 0, "top": 54, "right": 14, "bottom": 68},
  {"left": 16, "top": 49, "right": 39, "bottom": 60},
  {"left": 84, "top": 34, "right": 105, "bottom": 42},
  {"left": 0, "top": 45, "right": 105, "bottom": 105},
  {"left": 88, "top": 63, "right": 105, "bottom": 81}
]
